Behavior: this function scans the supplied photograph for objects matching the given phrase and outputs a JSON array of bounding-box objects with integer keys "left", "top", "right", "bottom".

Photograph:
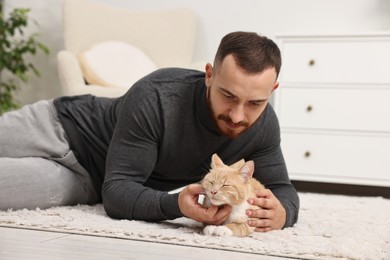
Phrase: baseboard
[{"left": 292, "top": 180, "right": 390, "bottom": 198}]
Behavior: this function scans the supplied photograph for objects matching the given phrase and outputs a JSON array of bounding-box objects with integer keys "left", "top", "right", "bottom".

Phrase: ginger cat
[{"left": 201, "top": 153, "right": 265, "bottom": 237}]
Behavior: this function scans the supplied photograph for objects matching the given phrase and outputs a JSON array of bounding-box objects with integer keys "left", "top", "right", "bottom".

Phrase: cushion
[{"left": 79, "top": 41, "right": 157, "bottom": 89}]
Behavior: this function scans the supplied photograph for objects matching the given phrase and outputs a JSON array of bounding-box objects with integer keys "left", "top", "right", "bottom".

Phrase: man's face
[{"left": 205, "top": 54, "right": 279, "bottom": 138}]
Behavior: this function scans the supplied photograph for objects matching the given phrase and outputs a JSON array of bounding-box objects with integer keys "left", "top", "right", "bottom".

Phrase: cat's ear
[
  {"left": 211, "top": 153, "right": 225, "bottom": 169},
  {"left": 239, "top": 161, "right": 254, "bottom": 181}
]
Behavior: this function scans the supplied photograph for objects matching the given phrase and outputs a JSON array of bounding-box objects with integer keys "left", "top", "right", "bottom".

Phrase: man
[{"left": 0, "top": 32, "right": 299, "bottom": 231}]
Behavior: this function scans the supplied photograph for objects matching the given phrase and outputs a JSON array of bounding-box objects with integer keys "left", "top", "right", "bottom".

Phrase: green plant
[{"left": 0, "top": 3, "right": 49, "bottom": 115}]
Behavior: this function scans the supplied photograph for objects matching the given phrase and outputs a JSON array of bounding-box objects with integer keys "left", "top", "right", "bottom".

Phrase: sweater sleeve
[
  {"left": 251, "top": 145, "right": 300, "bottom": 228},
  {"left": 102, "top": 81, "right": 183, "bottom": 221},
  {"left": 249, "top": 106, "right": 300, "bottom": 228}
]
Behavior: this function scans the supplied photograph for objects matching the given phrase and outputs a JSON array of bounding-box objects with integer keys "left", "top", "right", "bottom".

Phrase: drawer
[
  {"left": 281, "top": 131, "right": 390, "bottom": 186},
  {"left": 279, "top": 38, "right": 390, "bottom": 84},
  {"left": 276, "top": 88, "right": 390, "bottom": 132}
]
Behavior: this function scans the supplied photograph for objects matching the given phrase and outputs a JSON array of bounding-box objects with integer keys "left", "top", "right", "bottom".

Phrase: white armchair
[{"left": 57, "top": 0, "right": 205, "bottom": 97}]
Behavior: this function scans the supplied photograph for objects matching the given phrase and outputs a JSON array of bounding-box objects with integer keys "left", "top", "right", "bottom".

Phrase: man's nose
[{"left": 228, "top": 105, "right": 245, "bottom": 123}]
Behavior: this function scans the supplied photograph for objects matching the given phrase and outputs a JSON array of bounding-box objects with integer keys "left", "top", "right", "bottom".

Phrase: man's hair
[{"left": 214, "top": 31, "right": 281, "bottom": 77}]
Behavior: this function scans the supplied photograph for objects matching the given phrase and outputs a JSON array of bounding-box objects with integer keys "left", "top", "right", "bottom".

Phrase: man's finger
[
  {"left": 248, "top": 196, "right": 275, "bottom": 209},
  {"left": 215, "top": 205, "right": 232, "bottom": 218},
  {"left": 187, "top": 184, "right": 204, "bottom": 195},
  {"left": 202, "top": 205, "right": 231, "bottom": 225},
  {"left": 254, "top": 227, "right": 273, "bottom": 233},
  {"left": 204, "top": 205, "right": 218, "bottom": 216},
  {"left": 246, "top": 208, "right": 271, "bottom": 218},
  {"left": 248, "top": 218, "right": 272, "bottom": 228},
  {"left": 255, "top": 189, "right": 273, "bottom": 198}
]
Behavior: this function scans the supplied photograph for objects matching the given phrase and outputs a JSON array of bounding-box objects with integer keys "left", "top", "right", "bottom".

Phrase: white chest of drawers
[{"left": 274, "top": 33, "right": 390, "bottom": 187}]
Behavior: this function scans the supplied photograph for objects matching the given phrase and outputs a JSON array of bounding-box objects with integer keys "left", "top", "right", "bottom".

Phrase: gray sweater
[{"left": 54, "top": 68, "right": 299, "bottom": 228}]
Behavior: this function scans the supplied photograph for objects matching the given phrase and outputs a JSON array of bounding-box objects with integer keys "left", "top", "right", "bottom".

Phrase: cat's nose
[{"left": 211, "top": 190, "right": 218, "bottom": 195}]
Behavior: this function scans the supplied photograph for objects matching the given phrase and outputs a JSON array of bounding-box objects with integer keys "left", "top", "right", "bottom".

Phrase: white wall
[
  {"left": 4, "top": 0, "right": 390, "bottom": 105},
  {"left": 4, "top": 0, "right": 64, "bottom": 105}
]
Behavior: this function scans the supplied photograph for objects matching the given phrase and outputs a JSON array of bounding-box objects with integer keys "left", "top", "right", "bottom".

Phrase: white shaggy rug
[{"left": 1, "top": 193, "right": 389, "bottom": 260}]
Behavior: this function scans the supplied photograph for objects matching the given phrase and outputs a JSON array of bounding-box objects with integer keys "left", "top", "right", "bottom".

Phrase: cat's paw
[
  {"left": 214, "top": 226, "right": 233, "bottom": 236},
  {"left": 203, "top": 225, "right": 217, "bottom": 236},
  {"left": 203, "top": 225, "right": 232, "bottom": 237}
]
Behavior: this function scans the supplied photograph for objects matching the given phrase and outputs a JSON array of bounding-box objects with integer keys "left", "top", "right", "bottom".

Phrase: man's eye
[
  {"left": 250, "top": 101, "right": 261, "bottom": 106},
  {"left": 223, "top": 94, "right": 234, "bottom": 99}
]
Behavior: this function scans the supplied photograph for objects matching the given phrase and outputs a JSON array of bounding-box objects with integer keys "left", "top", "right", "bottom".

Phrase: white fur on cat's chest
[
  {"left": 225, "top": 201, "right": 249, "bottom": 224},
  {"left": 202, "top": 196, "right": 250, "bottom": 224}
]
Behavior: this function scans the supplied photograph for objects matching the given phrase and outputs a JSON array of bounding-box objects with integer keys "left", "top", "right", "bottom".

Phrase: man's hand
[
  {"left": 246, "top": 189, "right": 286, "bottom": 232},
  {"left": 178, "top": 184, "right": 231, "bottom": 225}
]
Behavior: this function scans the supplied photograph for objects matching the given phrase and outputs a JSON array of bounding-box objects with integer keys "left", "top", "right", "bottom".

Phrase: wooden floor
[{"left": 0, "top": 227, "right": 291, "bottom": 260}]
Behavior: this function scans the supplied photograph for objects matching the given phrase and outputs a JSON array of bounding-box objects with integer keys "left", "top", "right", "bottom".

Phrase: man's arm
[
  {"left": 245, "top": 107, "right": 300, "bottom": 230},
  {"left": 102, "top": 81, "right": 182, "bottom": 221},
  {"left": 245, "top": 170, "right": 299, "bottom": 230},
  {"left": 102, "top": 81, "right": 231, "bottom": 223},
  {"left": 245, "top": 139, "right": 299, "bottom": 229}
]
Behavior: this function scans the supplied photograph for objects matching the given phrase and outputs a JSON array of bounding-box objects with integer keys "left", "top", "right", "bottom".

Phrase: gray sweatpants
[{"left": 0, "top": 100, "right": 99, "bottom": 210}]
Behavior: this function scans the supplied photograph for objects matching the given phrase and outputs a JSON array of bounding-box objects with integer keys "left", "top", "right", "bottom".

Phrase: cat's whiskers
[{"left": 200, "top": 162, "right": 211, "bottom": 175}]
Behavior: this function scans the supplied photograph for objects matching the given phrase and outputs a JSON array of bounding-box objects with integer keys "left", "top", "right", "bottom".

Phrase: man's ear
[
  {"left": 272, "top": 81, "right": 280, "bottom": 92},
  {"left": 205, "top": 63, "right": 214, "bottom": 87}
]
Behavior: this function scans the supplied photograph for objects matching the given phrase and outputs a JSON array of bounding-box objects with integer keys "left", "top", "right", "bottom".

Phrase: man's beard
[{"left": 206, "top": 87, "right": 249, "bottom": 139}]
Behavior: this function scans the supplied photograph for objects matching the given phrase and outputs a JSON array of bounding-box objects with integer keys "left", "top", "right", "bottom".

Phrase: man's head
[{"left": 205, "top": 31, "right": 281, "bottom": 138}]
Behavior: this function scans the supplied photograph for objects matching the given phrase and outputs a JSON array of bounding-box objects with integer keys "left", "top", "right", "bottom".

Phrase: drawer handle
[
  {"left": 304, "top": 151, "right": 311, "bottom": 158},
  {"left": 308, "top": 59, "right": 315, "bottom": 66},
  {"left": 306, "top": 105, "right": 313, "bottom": 112}
]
